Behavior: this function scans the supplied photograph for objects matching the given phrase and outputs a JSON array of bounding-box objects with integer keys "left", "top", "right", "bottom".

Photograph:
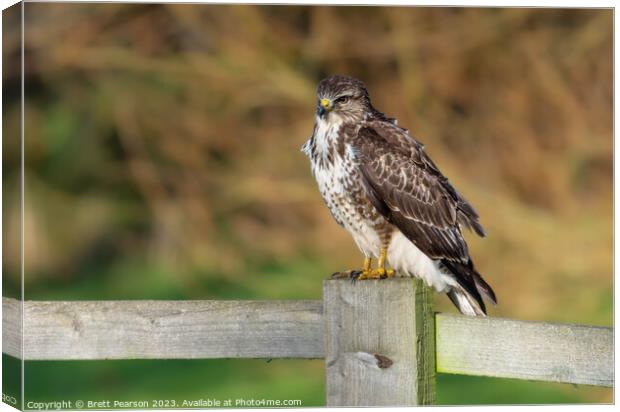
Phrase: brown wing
[
  {"left": 353, "top": 121, "right": 496, "bottom": 308},
  {"left": 360, "top": 120, "right": 485, "bottom": 238},
  {"left": 353, "top": 123, "right": 482, "bottom": 264}
]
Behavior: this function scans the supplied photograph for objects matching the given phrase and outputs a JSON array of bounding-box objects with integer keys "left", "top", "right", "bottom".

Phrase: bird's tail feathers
[
  {"left": 442, "top": 260, "right": 497, "bottom": 317},
  {"left": 472, "top": 271, "right": 497, "bottom": 305},
  {"left": 447, "top": 285, "right": 487, "bottom": 317},
  {"left": 457, "top": 210, "right": 486, "bottom": 237}
]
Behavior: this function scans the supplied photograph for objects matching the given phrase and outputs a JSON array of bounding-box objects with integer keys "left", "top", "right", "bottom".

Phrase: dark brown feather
[
  {"left": 355, "top": 126, "right": 468, "bottom": 262},
  {"left": 353, "top": 120, "right": 495, "bottom": 312},
  {"left": 360, "top": 120, "right": 486, "bottom": 237}
]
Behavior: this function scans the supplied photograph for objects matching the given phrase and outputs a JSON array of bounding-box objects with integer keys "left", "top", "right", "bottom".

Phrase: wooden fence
[{"left": 2, "top": 279, "right": 613, "bottom": 406}]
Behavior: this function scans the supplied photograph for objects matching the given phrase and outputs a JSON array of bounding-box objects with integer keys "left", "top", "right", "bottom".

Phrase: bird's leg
[
  {"left": 365, "top": 248, "right": 395, "bottom": 279},
  {"left": 330, "top": 257, "right": 372, "bottom": 280},
  {"left": 363, "top": 256, "right": 372, "bottom": 272},
  {"left": 377, "top": 248, "right": 395, "bottom": 278},
  {"left": 355, "top": 256, "right": 374, "bottom": 280}
]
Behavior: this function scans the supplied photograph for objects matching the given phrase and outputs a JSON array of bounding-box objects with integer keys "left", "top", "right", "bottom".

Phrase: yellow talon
[
  {"left": 359, "top": 267, "right": 395, "bottom": 279},
  {"left": 332, "top": 251, "right": 395, "bottom": 280},
  {"left": 357, "top": 249, "right": 395, "bottom": 280},
  {"left": 331, "top": 257, "right": 372, "bottom": 279},
  {"left": 355, "top": 257, "right": 371, "bottom": 280}
]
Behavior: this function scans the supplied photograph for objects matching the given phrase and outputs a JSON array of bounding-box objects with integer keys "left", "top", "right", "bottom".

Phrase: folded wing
[{"left": 353, "top": 122, "right": 496, "bottom": 309}]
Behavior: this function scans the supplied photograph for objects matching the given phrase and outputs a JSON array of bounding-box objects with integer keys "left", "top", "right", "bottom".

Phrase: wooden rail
[
  {"left": 435, "top": 313, "right": 613, "bottom": 387},
  {"left": 3, "top": 298, "right": 323, "bottom": 360},
  {"left": 2, "top": 279, "right": 614, "bottom": 406}
]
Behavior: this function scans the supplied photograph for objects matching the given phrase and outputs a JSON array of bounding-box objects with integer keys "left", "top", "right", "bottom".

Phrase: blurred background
[{"left": 2, "top": 3, "right": 612, "bottom": 406}]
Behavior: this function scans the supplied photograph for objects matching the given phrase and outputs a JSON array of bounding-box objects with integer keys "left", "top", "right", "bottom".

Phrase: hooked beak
[{"left": 317, "top": 98, "right": 332, "bottom": 118}]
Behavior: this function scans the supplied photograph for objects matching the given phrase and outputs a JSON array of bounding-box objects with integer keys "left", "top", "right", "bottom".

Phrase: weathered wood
[
  {"left": 2, "top": 297, "right": 22, "bottom": 359},
  {"left": 323, "top": 278, "right": 435, "bottom": 406},
  {"left": 2, "top": 297, "right": 613, "bottom": 389},
  {"left": 436, "top": 313, "right": 613, "bottom": 387},
  {"left": 2, "top": 298, "right": 323, "bottom": 360}
]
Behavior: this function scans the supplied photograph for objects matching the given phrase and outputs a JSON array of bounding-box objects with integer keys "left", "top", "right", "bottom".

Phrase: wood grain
[
  {"left": 436, "top": 313, "right": 613, "bottom": 387},
  {"left": 3, "top": 298, "right": 323, "bottom": 360},
  {"left": 2, "top": 297, "right": 22, "bottom": 359},
  {"left": 323, "top": 279, "right": 436, "bottom": 406},
  {"left": 2, "top": 297, "right": 613, "bottom": 389}
]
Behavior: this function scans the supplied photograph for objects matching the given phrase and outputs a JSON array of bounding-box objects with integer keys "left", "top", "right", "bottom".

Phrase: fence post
[{"left": 323, "top": 278, "right": 436, "bottom": 406}]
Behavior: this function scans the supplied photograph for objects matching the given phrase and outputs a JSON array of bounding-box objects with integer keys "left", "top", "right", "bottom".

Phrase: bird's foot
[
  {"left": 331, "top": 268, "right": 395, "bottom": 280},
  {"left": 331, "top": 257, "right": 372, "bottom": 281},
  {"left": 330, "top": 255, "right": 394, "bottom": 281},
  {"left": 357, "top": 267, "right": 395, "bottom": 280},
  {"left": 331, "top": 270, "right": 363, "bottom": 280}
]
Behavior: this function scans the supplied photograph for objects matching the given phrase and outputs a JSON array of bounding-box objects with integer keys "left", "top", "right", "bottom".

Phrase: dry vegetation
[{"left": 3, "top": 5, "right": 611, "bottom": 322}]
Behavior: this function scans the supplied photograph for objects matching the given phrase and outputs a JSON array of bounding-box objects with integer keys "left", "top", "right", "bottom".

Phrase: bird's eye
[{"left": 335, "top": 96, "right": 350, "bottom": 104}]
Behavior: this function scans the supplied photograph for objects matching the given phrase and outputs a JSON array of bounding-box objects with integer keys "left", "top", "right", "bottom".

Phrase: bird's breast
[{"left": 311, "top": 142, "right": 382, "bottom": 229}]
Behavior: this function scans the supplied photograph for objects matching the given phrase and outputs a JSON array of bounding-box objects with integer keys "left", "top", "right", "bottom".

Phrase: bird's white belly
[{"left": 387, "top": 231, "right": 457, "bottom": 293}]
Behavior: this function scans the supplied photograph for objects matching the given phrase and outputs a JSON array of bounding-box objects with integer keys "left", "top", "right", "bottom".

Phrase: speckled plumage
[
  {"left": 302, "top": 75, "right": 496, "bottom": 316},
  {"left": 303, "top": 119, "right": 389, "bottom": 258}
]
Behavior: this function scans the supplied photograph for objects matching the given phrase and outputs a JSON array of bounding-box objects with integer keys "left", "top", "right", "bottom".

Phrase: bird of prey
[{"left": 302, "top": 75, "right": 496, "bottom": 316}]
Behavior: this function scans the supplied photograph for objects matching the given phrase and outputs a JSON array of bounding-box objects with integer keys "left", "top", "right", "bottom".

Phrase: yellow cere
[{"left": 320, "top": 98, "right": 332, "bottom": 109}]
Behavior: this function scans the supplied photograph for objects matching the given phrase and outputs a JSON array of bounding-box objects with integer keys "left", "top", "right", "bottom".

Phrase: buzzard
[{"left": 302, "top": 75, "right": 496, "bottom": 316}]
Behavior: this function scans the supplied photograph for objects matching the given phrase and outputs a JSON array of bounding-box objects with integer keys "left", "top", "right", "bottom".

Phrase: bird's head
[{"left": 316, "top": 75, "right": 371, "bottom": 123}]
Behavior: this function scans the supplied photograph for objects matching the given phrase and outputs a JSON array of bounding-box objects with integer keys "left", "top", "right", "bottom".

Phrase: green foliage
[
  {"left": 23, "top": 359, "right": 325, "bottom": 407},
  {"left": 10, "top": 356, "right": 609, "bottom": 407}
]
